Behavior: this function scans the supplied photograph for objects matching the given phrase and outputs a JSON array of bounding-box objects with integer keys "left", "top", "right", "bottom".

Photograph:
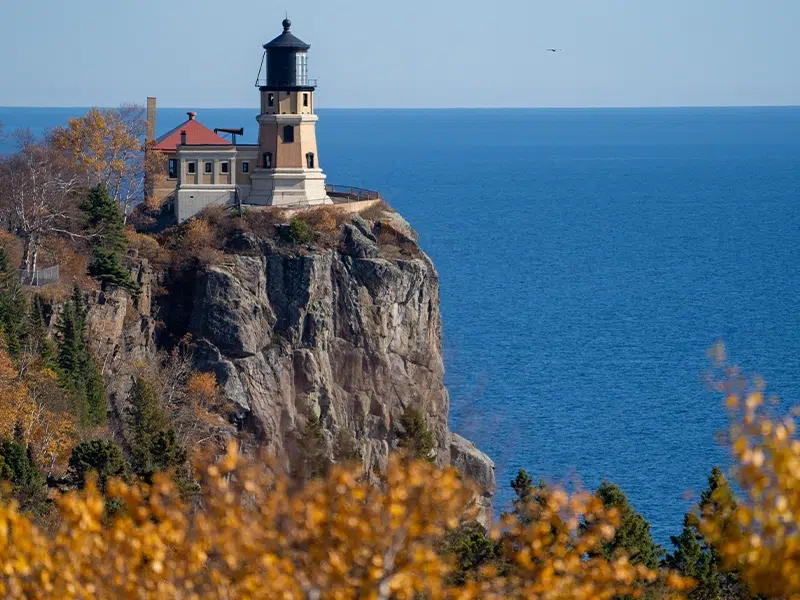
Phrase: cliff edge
[{"left": 93, "top": 205, "right": 495, "bottom": 519}]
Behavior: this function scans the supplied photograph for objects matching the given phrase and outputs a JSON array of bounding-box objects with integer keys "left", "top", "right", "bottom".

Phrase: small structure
[{"left": 148, "top": 18, "right": 349, "bottom": 223}]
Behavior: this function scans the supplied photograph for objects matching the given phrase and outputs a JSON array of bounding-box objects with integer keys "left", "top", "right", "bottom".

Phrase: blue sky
[{"left": 1, "top": 0, "right": 799, "bottom": 108}]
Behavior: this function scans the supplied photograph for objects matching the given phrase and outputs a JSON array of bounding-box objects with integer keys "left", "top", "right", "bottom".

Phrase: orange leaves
[
  {"left": 185, "top": 372, "right": 219, "bottom": 409},
  {"left": 0, "top": 348, "right": 76, "bottom": 474},
  {"left": 0, "top": 443, "right": 692, "bottom": 599},
  {"left": 700, "top": 351, "right": 800, "bottom": 598}
]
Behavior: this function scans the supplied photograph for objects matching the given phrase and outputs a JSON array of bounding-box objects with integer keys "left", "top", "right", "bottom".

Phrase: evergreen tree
[
  {"left": 0, "top": 438, "right": 48, "bottom": 515},
  {"left": 125, "top": 377, "right": 187, "bottom": 484},
  {"left": 592, "top": 482, "right": 663, "bottom": 570},
  {"left": 396, "top": 407, "right": 435, "bottom": 462},
  {"left": 88, "top": 247, "right": 140, "bottom": 294},
  {"left": 442, "top": 522, "right": 505, "bottom": 585},
  {"left": 664, "top": 515, "right": 720, "bottom": 599},
  {"left": 68, "top": 439, "right": 128, "bottom": 493},
  {"left": 333, "top": 428, "right": 361, "bottom": 464},
  {"left": 26, "top": 295, "right": 57, "bottom": 367},
  {"left": 81, "top": 184, "right": 127, "bottom": 252},
  {"left": 81, "top": 185, "right": 140, "bottom": 295},
  {"left": 56, "top": 286, "right": 106, "bottom": 426},
  {"left": 85, "top": 356, "right": 106, "bottom": 427},
  {"left": 506, "top": 469, "right": 548, "bottom": 527},
  {"left": 664, "top": 467, "right": 752, "bottom": 600},
  {"left": 0, "top": 245, "right": 26, "bottom": 357},
  {"left": 296, "top": 413, "right": 330, "bottom": 480}
]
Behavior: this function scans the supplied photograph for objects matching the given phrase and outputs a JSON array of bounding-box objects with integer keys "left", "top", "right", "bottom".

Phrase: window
[
  {"left": 306, "top": 152, "right": 315, "bottom": 169},
  {"left": 220, "top": 161, "right": 229, "bottom": 174},
  {"left": 168, "top": 159, "right": 178, "bottom": 179},
  {"left": 242, "top": 161, "right": 249, "bottom": 173},
  {"left": 263, "top": 152, "right": 272, "bottom": 168},
  {"left": 303, "top": 93, "right": 309, "bottom": 107},
  {"left": 295, "top": 52, "right": 308, "bottom": 86},
  {"left": 187, "top": 161, "right": 196, "bottom": 175},
  {"left": 204, "top": 161, "right": 213, "bottom": 174},
  {"left": 283, "top": 125, "right": 294, "bottom": 143},
  {"left": 268, "top": 93, "right": 274, "bottom": 107}
]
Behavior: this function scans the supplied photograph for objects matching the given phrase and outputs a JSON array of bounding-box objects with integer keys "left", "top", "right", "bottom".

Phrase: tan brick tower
[{"left": 249, "top": 19, "right": 331, "bottom": 206}]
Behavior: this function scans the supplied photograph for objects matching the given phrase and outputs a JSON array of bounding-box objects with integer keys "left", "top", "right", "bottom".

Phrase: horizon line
[{"left": 2, "top": 103, "right": 800, "bottom": 111}]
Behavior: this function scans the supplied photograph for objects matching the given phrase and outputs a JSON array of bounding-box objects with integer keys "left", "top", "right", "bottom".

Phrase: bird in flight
[{"left": 546, "top": 48, "right": 562, "bottom": 52}]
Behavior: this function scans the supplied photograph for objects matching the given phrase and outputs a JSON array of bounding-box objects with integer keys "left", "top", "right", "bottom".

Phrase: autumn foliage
[
  {"left": 699, "top": 347, "right": 800, "bottom": 597},
  {"left": 0, "top": 445, "right": 688, "bottom": 599},
  {"left": 0, "top": 342, "right": 799, "bottom": 598}
]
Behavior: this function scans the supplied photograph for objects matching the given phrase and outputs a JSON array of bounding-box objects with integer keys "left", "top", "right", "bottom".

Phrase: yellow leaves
[
  {"left": 0, "top": 347, "right": 76, "bottom": 473},
  {"left": 702, "top": 356, "right": 800, "bottom": 598},
  {"left": 0, "top": 443, "right": 690, "bottom": 599}
]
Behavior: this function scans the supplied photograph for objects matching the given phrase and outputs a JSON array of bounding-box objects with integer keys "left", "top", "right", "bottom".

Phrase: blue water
[{"left": 3, "top": 106, "right": 800, "bottom": 544}]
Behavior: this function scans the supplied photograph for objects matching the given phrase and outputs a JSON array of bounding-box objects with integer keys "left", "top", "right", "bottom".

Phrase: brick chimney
[
  {"left": 180, "top": 130, "right": 187, "bottom": 145},
  {"left": 146, "top": 97, "right": 156, "bottom": 143}
]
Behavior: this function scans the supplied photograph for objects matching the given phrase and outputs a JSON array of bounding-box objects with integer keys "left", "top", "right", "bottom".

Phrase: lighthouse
[
  {"left": 248, "top": 19, "right": 331, "bottom": 206},
  {"left": 148, "top": 18, "right": 382, "bottom": 222}
]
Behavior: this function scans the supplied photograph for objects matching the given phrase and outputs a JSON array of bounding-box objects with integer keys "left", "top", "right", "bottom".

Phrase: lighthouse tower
[{"left": 249, "top": 19, "right": 331, "bottom": 206}]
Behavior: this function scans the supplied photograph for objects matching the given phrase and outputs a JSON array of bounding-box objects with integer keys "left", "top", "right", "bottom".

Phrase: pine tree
[
  {"left": 0, "top": 438, "right": 47, "bottom": 515},
  {"left": 0, "top": 245, "right": 26, "bottom": 357},
  {"left": 396, "top": 407, "right": 435, "bottom": 462},
  {"left": 296, "top": 413, "right": 330, "bottom": 480},
  {"left": 442, "top": 522, "right": 505, "bottom": 585},
  {"left": 88, "top": 247, "right": 140, "bottom": 294},
  {"left": 125, "top": 377, "right": 188, "bottom": 484},
  {"left": 664, "top": 515, "right": 720, "bottom": 599},
  {"left": 333, "top": 428, "right": 361, "bottom": 464},
  {"left": 664, "top": 467, "right": 752, "bottom": 600},
  {"left": 592, "top": 481, "right": 663, "bottom": 570},
  {"left": 56, "top": 286, "right": 106, "bottom": 426},
  {"left": 81, "top": 184, "right": 127, "bottom": 252},
  {"left": 506, "top": 469, "right": 548, "bottom": 527},
  {"left": 85, "top": 356, "right": 106, "bottom": 427},
  {"left": 81, "top": 185, "right": 140, "bottom": 295},
  {"left": 26, "top": 295, "right": 57, "bottom": 367},
  {"left": 126, "top": 377, "right": 167, "bottom": 479},
  {"left": 68, "top": 439, "right": 128, "bottom": 493}
]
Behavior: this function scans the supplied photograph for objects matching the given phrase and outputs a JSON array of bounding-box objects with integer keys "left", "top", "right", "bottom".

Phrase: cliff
[{"left": 87, "top": 206, "right": 495, "bottom": 519}]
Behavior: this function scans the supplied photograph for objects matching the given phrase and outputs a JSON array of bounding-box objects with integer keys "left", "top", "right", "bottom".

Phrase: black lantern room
[{"left": 256, "top": 19, "right": 315, "bottom": 90}]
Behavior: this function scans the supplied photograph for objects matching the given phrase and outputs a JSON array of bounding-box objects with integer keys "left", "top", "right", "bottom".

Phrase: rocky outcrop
[{"left": 87, "top": 210, "right": 495, "bottom": 516}]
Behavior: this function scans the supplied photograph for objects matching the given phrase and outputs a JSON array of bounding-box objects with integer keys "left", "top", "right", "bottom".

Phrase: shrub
[
  {"left": 126, "top": 230, "right": 170, "bottom": 268},
  {"left": 358, "top": 198, "right": 392, "bottom": 222},
  {"left": 67, "top": 439, "right": 128, "bottom": 492},
  {"left": 0, "top": 446, "right": 691, "bottom": 598},
  {"left": 396, "top": 407, "right": 436, "bottom": 462},
  {"left": 282, "top": 217, "right": 314, "bottom": 245}
]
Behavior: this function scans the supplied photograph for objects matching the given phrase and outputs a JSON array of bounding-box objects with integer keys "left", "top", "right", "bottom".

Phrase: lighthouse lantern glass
[{"left": 296, "top": 52, "right": 308, "bottom": 86}]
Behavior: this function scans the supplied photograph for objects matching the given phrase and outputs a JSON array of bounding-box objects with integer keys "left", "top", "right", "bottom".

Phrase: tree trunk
[
  {"left": 21, "top": 235, "right": 32, "bottom": 274},
  {"left": 30, "top": 241, "right": 39, "bottom": 284}
]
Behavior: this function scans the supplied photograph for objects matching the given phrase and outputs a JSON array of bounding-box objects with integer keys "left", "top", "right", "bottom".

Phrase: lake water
[{"left": 2, "top": 105, "right": 800, "bottom": 544}]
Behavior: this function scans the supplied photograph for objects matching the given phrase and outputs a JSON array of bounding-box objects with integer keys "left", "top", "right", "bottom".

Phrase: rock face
[{"left": 89, "top": 210, "right": 495, "bottom": 516}]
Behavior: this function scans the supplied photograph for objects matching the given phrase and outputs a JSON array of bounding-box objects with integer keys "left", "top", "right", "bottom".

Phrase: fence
[{"left": 20, "top": 265, "right": 59, "bottom": 287}]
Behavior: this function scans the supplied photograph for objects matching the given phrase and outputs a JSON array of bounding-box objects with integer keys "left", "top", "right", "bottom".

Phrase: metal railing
[
  {"left": 255, "top": 76, "right": 318, "bottom": 89},
  {"left": 20, "top": 265, "right": 59, "bottom": 287},
  {"left": 325, "top": 185, "right": 381, "bottom": 202}
]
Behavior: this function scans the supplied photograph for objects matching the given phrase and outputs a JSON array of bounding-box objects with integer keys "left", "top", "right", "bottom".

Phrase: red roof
[{"left": 153, "top": 112, "right": 231, "bottom": 151}]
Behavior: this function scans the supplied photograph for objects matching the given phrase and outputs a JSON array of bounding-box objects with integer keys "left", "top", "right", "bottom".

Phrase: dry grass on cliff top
[{"left": 138, "top": 201, "right": 409, "bottom": 271}]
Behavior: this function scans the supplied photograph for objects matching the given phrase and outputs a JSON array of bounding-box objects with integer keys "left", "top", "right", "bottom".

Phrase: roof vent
[
  {"left": 187, "top": 111, "right": 197, "bottom": 121},
  {"left": 180, "top": 130, "right": 187, "bottom": 145}
]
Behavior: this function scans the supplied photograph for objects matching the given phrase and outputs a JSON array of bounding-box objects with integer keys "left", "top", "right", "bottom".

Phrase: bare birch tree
[{"left": 0, "top": 133, "right": 82, "bottom": 279}]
